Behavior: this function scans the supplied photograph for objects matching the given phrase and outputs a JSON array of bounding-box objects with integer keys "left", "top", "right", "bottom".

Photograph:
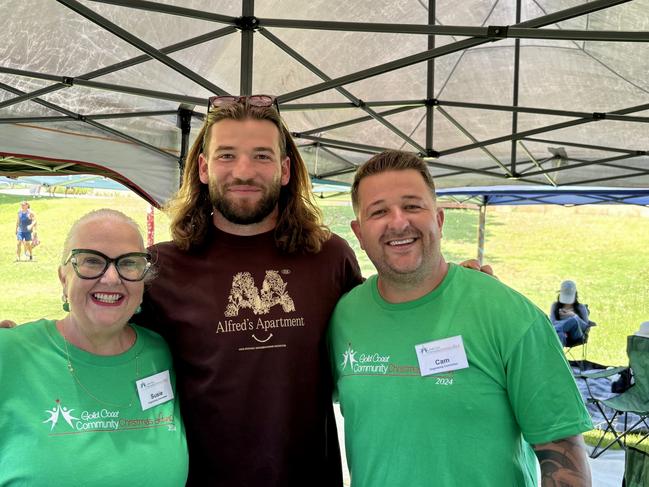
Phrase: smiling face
[
  {"left": 198, "top": 118, "right": 290, "bottom": 234},
  {"left": 352, "top": 169, "right": 447, "bottom": 299},
  {"left": 59, "top": 217, "right": 145, "bottom": 335}
]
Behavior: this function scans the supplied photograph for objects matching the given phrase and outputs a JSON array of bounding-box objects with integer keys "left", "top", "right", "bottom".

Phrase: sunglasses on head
[{"left": 207, "top": 95, "right": 280, "bottom": 114}]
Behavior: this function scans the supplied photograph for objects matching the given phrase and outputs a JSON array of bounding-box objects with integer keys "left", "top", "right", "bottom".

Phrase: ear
[
  {"left": 280, "top": 156, "right": 290, "bottom": 186},
  {"left": 350, "top": 219, "right": 365, "bottom": 250},
  {"left": 58, "top": 266, "right": 68, "bottom": 295},
  {"left": 198, "top": 153, "right": 209, "bottom": 184},
  {"left": 436, "top": 207, "right": 445, "bottom": 236}
]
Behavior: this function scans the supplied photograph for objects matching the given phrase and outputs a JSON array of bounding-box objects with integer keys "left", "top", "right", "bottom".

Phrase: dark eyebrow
[
  {"left": 367, "top": 195, "right": 423, "bottom": 207},
  {"left": 213, "top": 145, "right": 277, "bottom": 154}
]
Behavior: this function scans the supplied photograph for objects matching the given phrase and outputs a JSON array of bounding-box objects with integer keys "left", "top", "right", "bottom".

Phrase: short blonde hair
[{"left": 60, "top": 209, "right": 155, "bottom": 283}]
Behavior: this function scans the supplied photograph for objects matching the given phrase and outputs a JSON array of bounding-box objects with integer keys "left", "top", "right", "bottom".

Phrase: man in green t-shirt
[{"left": 329, "top": 150, "right": 593, "bottom": 487}]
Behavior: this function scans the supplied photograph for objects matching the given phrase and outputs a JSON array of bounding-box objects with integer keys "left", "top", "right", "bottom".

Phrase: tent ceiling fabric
[{"left": 1, "top": 0, "right": 648, "bottom": 205}]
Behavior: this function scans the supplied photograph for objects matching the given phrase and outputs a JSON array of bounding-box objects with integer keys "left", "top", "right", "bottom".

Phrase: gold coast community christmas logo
[
  {"left": 340, "top": 343, "right": 421, "bottom": 376},
  {"left": 42, "top": 398, "right": 176, "bottom": 435},
  {"left": 43, "top": 399, "right": 78, "bottom": 431}
]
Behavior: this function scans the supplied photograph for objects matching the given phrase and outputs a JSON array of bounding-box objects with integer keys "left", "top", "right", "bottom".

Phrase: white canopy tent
[{"left": 1, "top": 0, "right": 648, "bottom": 205}]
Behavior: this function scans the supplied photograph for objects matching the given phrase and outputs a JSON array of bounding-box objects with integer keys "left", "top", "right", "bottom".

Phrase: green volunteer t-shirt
[
  {"left": 329, "top": 264, "right": 592, "bottom": 487},
  {"left": 0, "top": 319, "right": 188, "bottom": 486}
]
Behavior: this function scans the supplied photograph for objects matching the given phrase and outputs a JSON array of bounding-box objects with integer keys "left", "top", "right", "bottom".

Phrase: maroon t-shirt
[{"left": 140, "top": 228, "right": 362, "bottom": 487}]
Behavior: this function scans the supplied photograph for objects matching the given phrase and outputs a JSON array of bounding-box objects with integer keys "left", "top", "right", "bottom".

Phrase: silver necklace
[{"left": 62, "top": 330, "right": 139, "bottom": 409}]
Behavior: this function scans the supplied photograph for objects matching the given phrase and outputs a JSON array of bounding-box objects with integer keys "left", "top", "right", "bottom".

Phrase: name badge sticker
[
  {"left": 415, "top": 335, "right": 469, "bottom": 377},
  {"left": 136, "top": 370, "right": 174, "bottom": 411}
]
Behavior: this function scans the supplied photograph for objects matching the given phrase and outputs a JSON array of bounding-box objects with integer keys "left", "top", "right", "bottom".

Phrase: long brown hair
[{"left": 165, "top": 102, "right": 330, "bottom": 253}]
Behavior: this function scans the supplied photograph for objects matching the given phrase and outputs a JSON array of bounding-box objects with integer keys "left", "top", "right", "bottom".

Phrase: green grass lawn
[{"left": 2, "top": 192, "right": 648, "bottom": 368}]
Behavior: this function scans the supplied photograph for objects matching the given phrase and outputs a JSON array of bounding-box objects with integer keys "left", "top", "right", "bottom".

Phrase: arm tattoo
[{"left": 533, "top": 435, "right": 591, "bottom": 487}]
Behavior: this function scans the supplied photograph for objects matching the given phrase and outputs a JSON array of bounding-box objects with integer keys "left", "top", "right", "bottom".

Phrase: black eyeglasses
[
  {"left": 65, "top": 249, "right": 152, "bottom": 282},
  {"left": 207, "top": 95, "right": 280, "bottom": 114}
]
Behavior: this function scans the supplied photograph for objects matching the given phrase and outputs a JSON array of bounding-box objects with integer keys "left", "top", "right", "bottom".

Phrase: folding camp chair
[
  {"left": 623, "top": 446, "right": 649, "bottom": 487},
  {"left": 577, "top": 335, "right": 649, "bottom": 458},
  {"left": 550, "top": 302, "right": 595, "bottom": 367},
  {"left": 564, "top": 321, "right": 597, "bottom": 372}
]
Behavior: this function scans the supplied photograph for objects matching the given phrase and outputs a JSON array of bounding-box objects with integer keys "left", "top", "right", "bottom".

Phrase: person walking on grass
[{"left": 15, "top": 201, "right": 36, "bottom": 261}]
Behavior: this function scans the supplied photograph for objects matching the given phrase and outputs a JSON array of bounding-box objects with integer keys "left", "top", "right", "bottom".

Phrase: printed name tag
[
  {"left": 415, "top": 335, "right": 469, "bottom": 377},
  {"left": 136, "top": 370, "right": 174, "bottom": 411}
]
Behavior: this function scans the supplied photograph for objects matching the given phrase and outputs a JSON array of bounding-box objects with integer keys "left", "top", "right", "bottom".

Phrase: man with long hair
[{"left": 140, "top": 96, "right": 363, "bottom": 487}]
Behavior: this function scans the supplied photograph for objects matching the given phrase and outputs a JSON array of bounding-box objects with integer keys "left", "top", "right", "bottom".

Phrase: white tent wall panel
[{"left": 0, "top": 123, "right": 179, "bottom": 204}]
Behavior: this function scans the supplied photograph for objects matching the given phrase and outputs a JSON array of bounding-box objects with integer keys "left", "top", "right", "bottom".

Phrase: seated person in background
[
  {"left": 0, "top": 209, "right": 188, "bottom": 486},
  {"left": 550, "top": 280, "right": 592, "bottom": 347}
]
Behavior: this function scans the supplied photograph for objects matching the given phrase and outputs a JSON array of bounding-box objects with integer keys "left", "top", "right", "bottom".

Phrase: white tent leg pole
[{"left": 477, "top": 204, "right": 487, "bottom": 266}]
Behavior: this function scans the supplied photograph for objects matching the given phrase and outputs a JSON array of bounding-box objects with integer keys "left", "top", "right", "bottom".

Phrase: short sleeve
[{"left": 505, "top": 314, "right": 593, "bottom": 445}]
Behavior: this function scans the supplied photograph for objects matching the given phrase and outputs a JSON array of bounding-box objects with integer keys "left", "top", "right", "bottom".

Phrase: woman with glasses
[{"left": 0, "top": 209, "right": 188, "bottom": 486}]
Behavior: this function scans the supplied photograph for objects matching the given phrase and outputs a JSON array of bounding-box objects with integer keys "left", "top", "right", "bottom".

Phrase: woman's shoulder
[
  {"left": 132, "top": 324, "right": 170, "bottom": 350},
  {"left": 0, "top": 319, "right": 51, "bottom": 349}
]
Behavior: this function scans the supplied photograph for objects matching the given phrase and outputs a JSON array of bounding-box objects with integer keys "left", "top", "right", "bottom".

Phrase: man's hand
[
  {"left": 0, "top": 320, "right": 17, "bottom": 329},
  {"left": 459, "top": 259, "right": 494, "bottom": 277},
  {"left": 534, "top": 435, "right": 592, "bottom": 487}
]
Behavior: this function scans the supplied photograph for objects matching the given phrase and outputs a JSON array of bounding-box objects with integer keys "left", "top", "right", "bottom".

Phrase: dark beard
[{"left": 209, "top": 179, "right": 282, "bottom": 225}]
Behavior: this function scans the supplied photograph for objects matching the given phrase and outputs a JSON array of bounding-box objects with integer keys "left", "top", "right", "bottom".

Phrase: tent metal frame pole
[
  {"left": 56, "top": 0, "right": 230, "bottom": 95},
  {"left": 0, "top": 27, "right": 236, "bottom": 112},
  {"left": 88, "top": 0, "right": 639, "bottom": 43},
  {"left": 299, "top": 106, "right": 420, "bottom": 137},
  {"left": 435, "top": 106, "right": 512, "bottom": 176},
  {"left": 522, "top": 137, "right": 644, "bottom": 155},
  {"left": 259, "top": 22, "right": 648, "bottom": 42},
  {"left": 518, "top": 141, "right": 557, "bottom": 186},
  {"left": 260, "top": 28, "right": 425, "bottom": 152},
  {"left": 524, "top": 153, "right": 645, "bottom": 177},
  {"left": 574, "top": 168, "right": 649, "bottom": 186},
  {"left": 239, "top": 0, "right": 255, "bottom": 95},
  {"left": 282, "top": 100, "right": 425, "bottom": 110},
  {"left": 278, "top": 0, "right": 631, "bottom": 103},
  {"left": 440, "top": 150, "right": 645, "bottom": 180},
  {"left": 0, "top": 66, "right": 207, "bottom": 106},
  {"left": 0, "top": 85, "right": 66, "bottom": 111},
  {"left": 0, "top": 83, "right": 177, "bottom": 161},
  {"left": 477, "top": 200, "right": 487, "bottom": 266},
  {"left": 1, "top": 0, "right": 645, "bottom": 191},
  {"left": 436, "top": 99, "right": 649, "bottom": 123},
  {"left": 87, "top": 0, "right": 236, "bottom": 23},
  {"left": 295, "top": 133, "right": 520, "bottom": 179},
  {"left": 0, "top": 110, "right": 178, "bottom": 124},
  {"left": 440, "top": 102, "right": 649, "bottom": 157},
  {"left": 0, "top": 116, "right": 73, "bottom": 124},
  {"left": 510, "top": 0, "right": 522, "bottom": 177},
  {"left": 177, "top": 107, "right": 193, "bottom": 179},
  {"left": 314, "top": 147, "right": 358, "bottom": 178},
  {"left": 425, "top": 0, "right": 436, "bottom": 155}
]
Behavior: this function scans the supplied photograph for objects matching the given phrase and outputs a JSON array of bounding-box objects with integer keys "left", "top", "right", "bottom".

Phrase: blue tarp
[
  {"left": 437, "top": 186, "right": 649, "bottom": 207},
  {"left": 0, "top": 176, "right": 128, "bottom": 191}
]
